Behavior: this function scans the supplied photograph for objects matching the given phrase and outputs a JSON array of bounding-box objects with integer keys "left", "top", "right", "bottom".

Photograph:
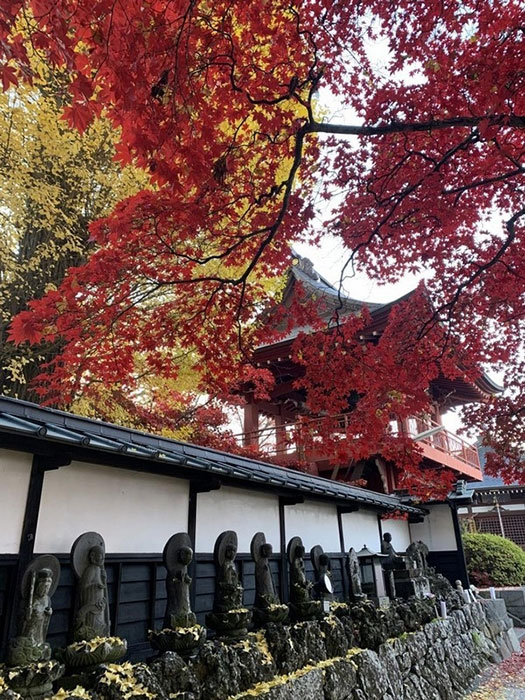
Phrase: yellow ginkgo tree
[{"left": 0, "top": 64, "right": 148, "bottom": 405}]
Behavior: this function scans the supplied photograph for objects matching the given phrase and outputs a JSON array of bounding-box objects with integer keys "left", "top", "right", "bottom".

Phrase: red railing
[
  {"left": 237, "top": 413, "right": 481, "bottom": 474},
  {"left": 403, "top": 416, "right": 480, "bottom": 472}
]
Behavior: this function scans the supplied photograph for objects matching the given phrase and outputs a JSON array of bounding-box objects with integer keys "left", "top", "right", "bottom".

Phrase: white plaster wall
[
  {"left": 35, "top": 460, "right": 189, "bottom": 553},
  {"left": 341, "top": 509, "right": 381, "bottom": 553},
  {"left": 380, "top": 517, "right": 411, "bottom": 551},
  {"left": 285, "top": 501, "right": 340, "bottom": 552},
  {"left": 0, "top": 448, "right": 33, "bottom": 553},
  {"left": 196, "top": 486, "right": 280, "bottom": 552},
  {"left": 409, "top": 504, "right": 457, "bottom": 551}
]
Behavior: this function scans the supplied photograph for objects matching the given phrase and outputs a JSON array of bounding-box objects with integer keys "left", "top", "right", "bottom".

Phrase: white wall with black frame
[
  {"left": 0, "top": 448, "right": 33, "bottom": 553},
  {"left": 341, "top": 509, "right": 382, "bottom": 553},
  {"left": 284, "top": 500, "right": 340, "bottom": 551},
  {"left": 195, "top": 485, "right": 280, "bottom": 552},
  {"left": 409, "top": 503, "right": 457, "bottom": 551},
  {"left": 380, "top": 517, "right": 411, "bottom": 551},
  {"left": 35, "top": 460, "right": 190, "bottom": 553}
]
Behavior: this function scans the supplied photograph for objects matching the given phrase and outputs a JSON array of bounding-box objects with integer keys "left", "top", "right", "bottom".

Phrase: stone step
[{"left": 515, "top": 627, "right": 525, "bottom": 643}]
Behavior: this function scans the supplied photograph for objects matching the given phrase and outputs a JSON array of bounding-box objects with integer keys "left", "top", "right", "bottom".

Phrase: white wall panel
[
  {"left": 35, "top": 460, "right": 189, "bottom": 553},
  {"left": 380, "top": 517, "right": 411, "bottom": 551},
  {"left": 284, "top": 500, "right": 340, "bottom": 552},
  {"left": 0, "top": 449, "right": 32, "bottom": 553},
  {"left": 196, "top": 486, "right": 280, "bottom": 552},
  {"left": 341, "top": 509, "right": 381, "bottom": 553},
  {"left": 409, "top": 504, "right": 457, "bottom": 551}
]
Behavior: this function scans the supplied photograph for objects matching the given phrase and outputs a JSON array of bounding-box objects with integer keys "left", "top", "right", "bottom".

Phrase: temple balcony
[{"left": 236, "top": 413, "right": 482, "bottom": 483}]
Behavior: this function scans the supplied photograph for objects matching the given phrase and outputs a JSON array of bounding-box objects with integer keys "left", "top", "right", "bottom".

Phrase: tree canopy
[
  {"left": 0, "top": 59, "right": 147, "bottom": 405},
  {"left": 0, "top": 0, "right": 523, "bottom": 488}
]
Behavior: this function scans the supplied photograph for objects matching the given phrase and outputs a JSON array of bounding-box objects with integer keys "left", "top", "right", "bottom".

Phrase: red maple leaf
[{"left": 8, "top": 312, "right": 43, "bottom": 345}]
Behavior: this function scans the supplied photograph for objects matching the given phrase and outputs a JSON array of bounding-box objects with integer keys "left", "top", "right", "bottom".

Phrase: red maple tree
[{"left": 1, "top": 1, "right": 523, "bottom": 490}]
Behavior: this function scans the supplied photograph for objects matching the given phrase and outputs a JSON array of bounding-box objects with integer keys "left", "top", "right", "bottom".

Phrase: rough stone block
[
  {"left": 323, "top": 659, "right": 357, "bottom": 700},
  {"left": 355, "top": 649, "right": 391, "bottom": 700},
  {"left": 236, "top": 668, "right": 324, "bottom": 700},
  {"left": 378, "top": 641, "right": 403, "bottom": 698},
  {"left": 320, "top": 616, "right": 349, "bottom": 659}
]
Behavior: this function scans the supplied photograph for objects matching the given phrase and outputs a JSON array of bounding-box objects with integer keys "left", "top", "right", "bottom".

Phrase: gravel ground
[{"left": 464, "top": 638, "right": 525, "bottom": 700}]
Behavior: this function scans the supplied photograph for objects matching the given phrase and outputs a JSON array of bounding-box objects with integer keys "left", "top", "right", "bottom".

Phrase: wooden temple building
[{"left": 240, "top": 253, "right": 501, "bottom": 495}]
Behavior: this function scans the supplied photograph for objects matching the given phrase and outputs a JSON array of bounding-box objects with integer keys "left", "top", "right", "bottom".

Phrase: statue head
[
  {"left": 178, "top": 545, "right": 193, "bottom": 566},
  {"left": 89, "top": 545, "right": 104, "bottom": 566},
  {"left": 383, "top": 532, "right": 392, "bottom": 543},
  {"left": 295, "top": 544, "right": 305, "bottom": 558},
  {"left": 261, "top": 542, "right": 273, "bottom": 558},
  {"left": 35, "top": 568, "right": 53, "bottom": 597},
  {"left": 319, "top": 553, "right": 329, "bottom": 566},
  {"left": 225, "top": 543, "right": 237, "bottom": 561}
]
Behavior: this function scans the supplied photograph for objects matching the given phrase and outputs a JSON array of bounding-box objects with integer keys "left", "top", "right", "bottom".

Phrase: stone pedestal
[
  {"left": 289, "top": 600, "right": 322, "bottom": 622},
  {"left": 149, "top": 625, "right": 206, "bottom": 659},
  {"left": 1, "top": 659, "right": 64, "bottom": 699},
  {"left": 206, "top": 608, "right": 252, "bottom": 640},
  {"left": 393, "top": 568, "right": 431, "bottom": 599}
]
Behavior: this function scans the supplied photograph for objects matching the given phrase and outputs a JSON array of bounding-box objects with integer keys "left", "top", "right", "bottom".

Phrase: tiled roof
[{"left": 0, "top": 395, "right": 424, "bottom": 515}]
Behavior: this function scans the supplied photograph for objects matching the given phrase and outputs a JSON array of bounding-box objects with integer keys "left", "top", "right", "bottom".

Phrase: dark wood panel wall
[{"left": 0, "top": 551, "right": 351, "bottom": 662}]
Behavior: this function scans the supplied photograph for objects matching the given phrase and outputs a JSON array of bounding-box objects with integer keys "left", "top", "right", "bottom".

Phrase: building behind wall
[
  {"left": 0, "top": 395, "right": 468, "bottom": 661},
  {"left": 238, "top": 253, "right": 501, "bottom": 495},
  {"left": 458, "top": 446, "right": 525, "bottom": 548}
]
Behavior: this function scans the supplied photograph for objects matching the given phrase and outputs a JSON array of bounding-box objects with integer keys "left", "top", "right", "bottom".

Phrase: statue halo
[
  {"left": 163, "top": 532, "right": 193, "bottom": 572},
  {"left": 287, "top": 536, "right": 304, "bottom": 565},
  {"left": 21, "top": 555, "right": 60, "bottom": 599},
  {"left": 214, "top": 530, "right": 238, "bottom": 568},
  {"left": 250, "top": 532, "right": 267, "bottom": 563},
  {"left": 71, "top": 531, "right": 106, "bottom": 579}
]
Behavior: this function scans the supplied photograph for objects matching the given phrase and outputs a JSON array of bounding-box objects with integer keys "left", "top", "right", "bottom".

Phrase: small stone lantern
[{"left": 356, "top": 545, "right": 389, "bottom": 606}]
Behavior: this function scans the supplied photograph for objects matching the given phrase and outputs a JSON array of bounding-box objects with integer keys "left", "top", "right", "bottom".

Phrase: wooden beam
[
  {"left": 243, "top": 402, "right": 259, "bottom": 446},
  {"left": 188, "top": 478, "right": 220, "bottom": 609},
  {"left": 449, "top": 502, "right": 470, "bottom": 587},
  {"left": 7, "top": 454, "right": 71, "bottom": 642},
  {"left": 278, "top": 495, "right": 304, "bottom": 602}
]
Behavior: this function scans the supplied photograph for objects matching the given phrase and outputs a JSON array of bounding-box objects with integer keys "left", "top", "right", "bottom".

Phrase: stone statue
[
  {"left": 418, "top": 540, "right": 429, "bottom": 570},
  {"left": 288, "top": 537, "right": 311, "bottom": 604},
  {"left": 381, "top": 532, "right": 405, "bottom": 569},
  {"left": 214, "top": 531, "right": 243, "bottom": 613},
  {"left": 346, "top": 548, "right": 366, "bottom": 601},
  {"left": 311, "top": 545, "right": 334, "bottom": 603},
  {"left": 72, "top": 533, "right": 110, "bottom": 641},
  {"left": 287, "top": 537, "right": 321, "bottom": 621},
  {"left": 250, "top": 532, "right": 288, "bottom": 624},
  {"left": 149, "top": 532, "right": 205, "bottom": 658},
  {"left": 6, "top": 556, "right": 65, "bottom": 698},
  {"left": 252, "top": 532, "right": 277, "bottom": 607},
  {"left": 206, "top": 531, "right": 251, "bottom": 639},
  {"left": 406, "top": 540, "right": 430, "bottom": 572},
  {"left": 163, "top": 532, "right": 196, "bottom": 629},
  {"left": 8, "top": 556, "right": 60, "bottom": 667},
  {"left": 61, "top": 532, "right": 126, "bottom": 670},
  {"left": 406, "top": 541, "right": 424, "bottom": 570}
]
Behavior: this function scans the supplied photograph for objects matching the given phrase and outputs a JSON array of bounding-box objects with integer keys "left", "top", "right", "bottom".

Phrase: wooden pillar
[
  {"left": 275, "top": 413, "right": 287, "bottom": 455},
  {"left": 6, "top": 453, "right": 70, "bottom": 644},
  {"left": 449, "top": 502, "right": 470, "bottom": 587},
  {"left": 243, "top": 401, "right": 259, "bottom": 447},
  {"left": 187, "top": 478, "right": 220, "bottom": 611},
  {"left": 278, "top": 495, "right": 304, "bottom": 603}
]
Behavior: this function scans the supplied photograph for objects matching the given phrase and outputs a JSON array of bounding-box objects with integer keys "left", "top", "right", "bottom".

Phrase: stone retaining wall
[
  {"left": 0, "top": 599, "right": 520, "bottom": 700},
  {"left": 480, "top": 587, "right": 525, "bottom": 625}
]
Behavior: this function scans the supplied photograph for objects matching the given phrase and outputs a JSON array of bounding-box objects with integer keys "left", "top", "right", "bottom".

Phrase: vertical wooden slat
[
  {"left": 278, "top": 497, "right": 288, "bottom": 602},
  {"left": 7, "top": 454, "right": 69, "bottom": 641},
  {"left": 112, "top": 562, "right": 123, "bottom": 635},
  {"left": 148, "top": 561, "right": 157, "bottom": 631}
]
